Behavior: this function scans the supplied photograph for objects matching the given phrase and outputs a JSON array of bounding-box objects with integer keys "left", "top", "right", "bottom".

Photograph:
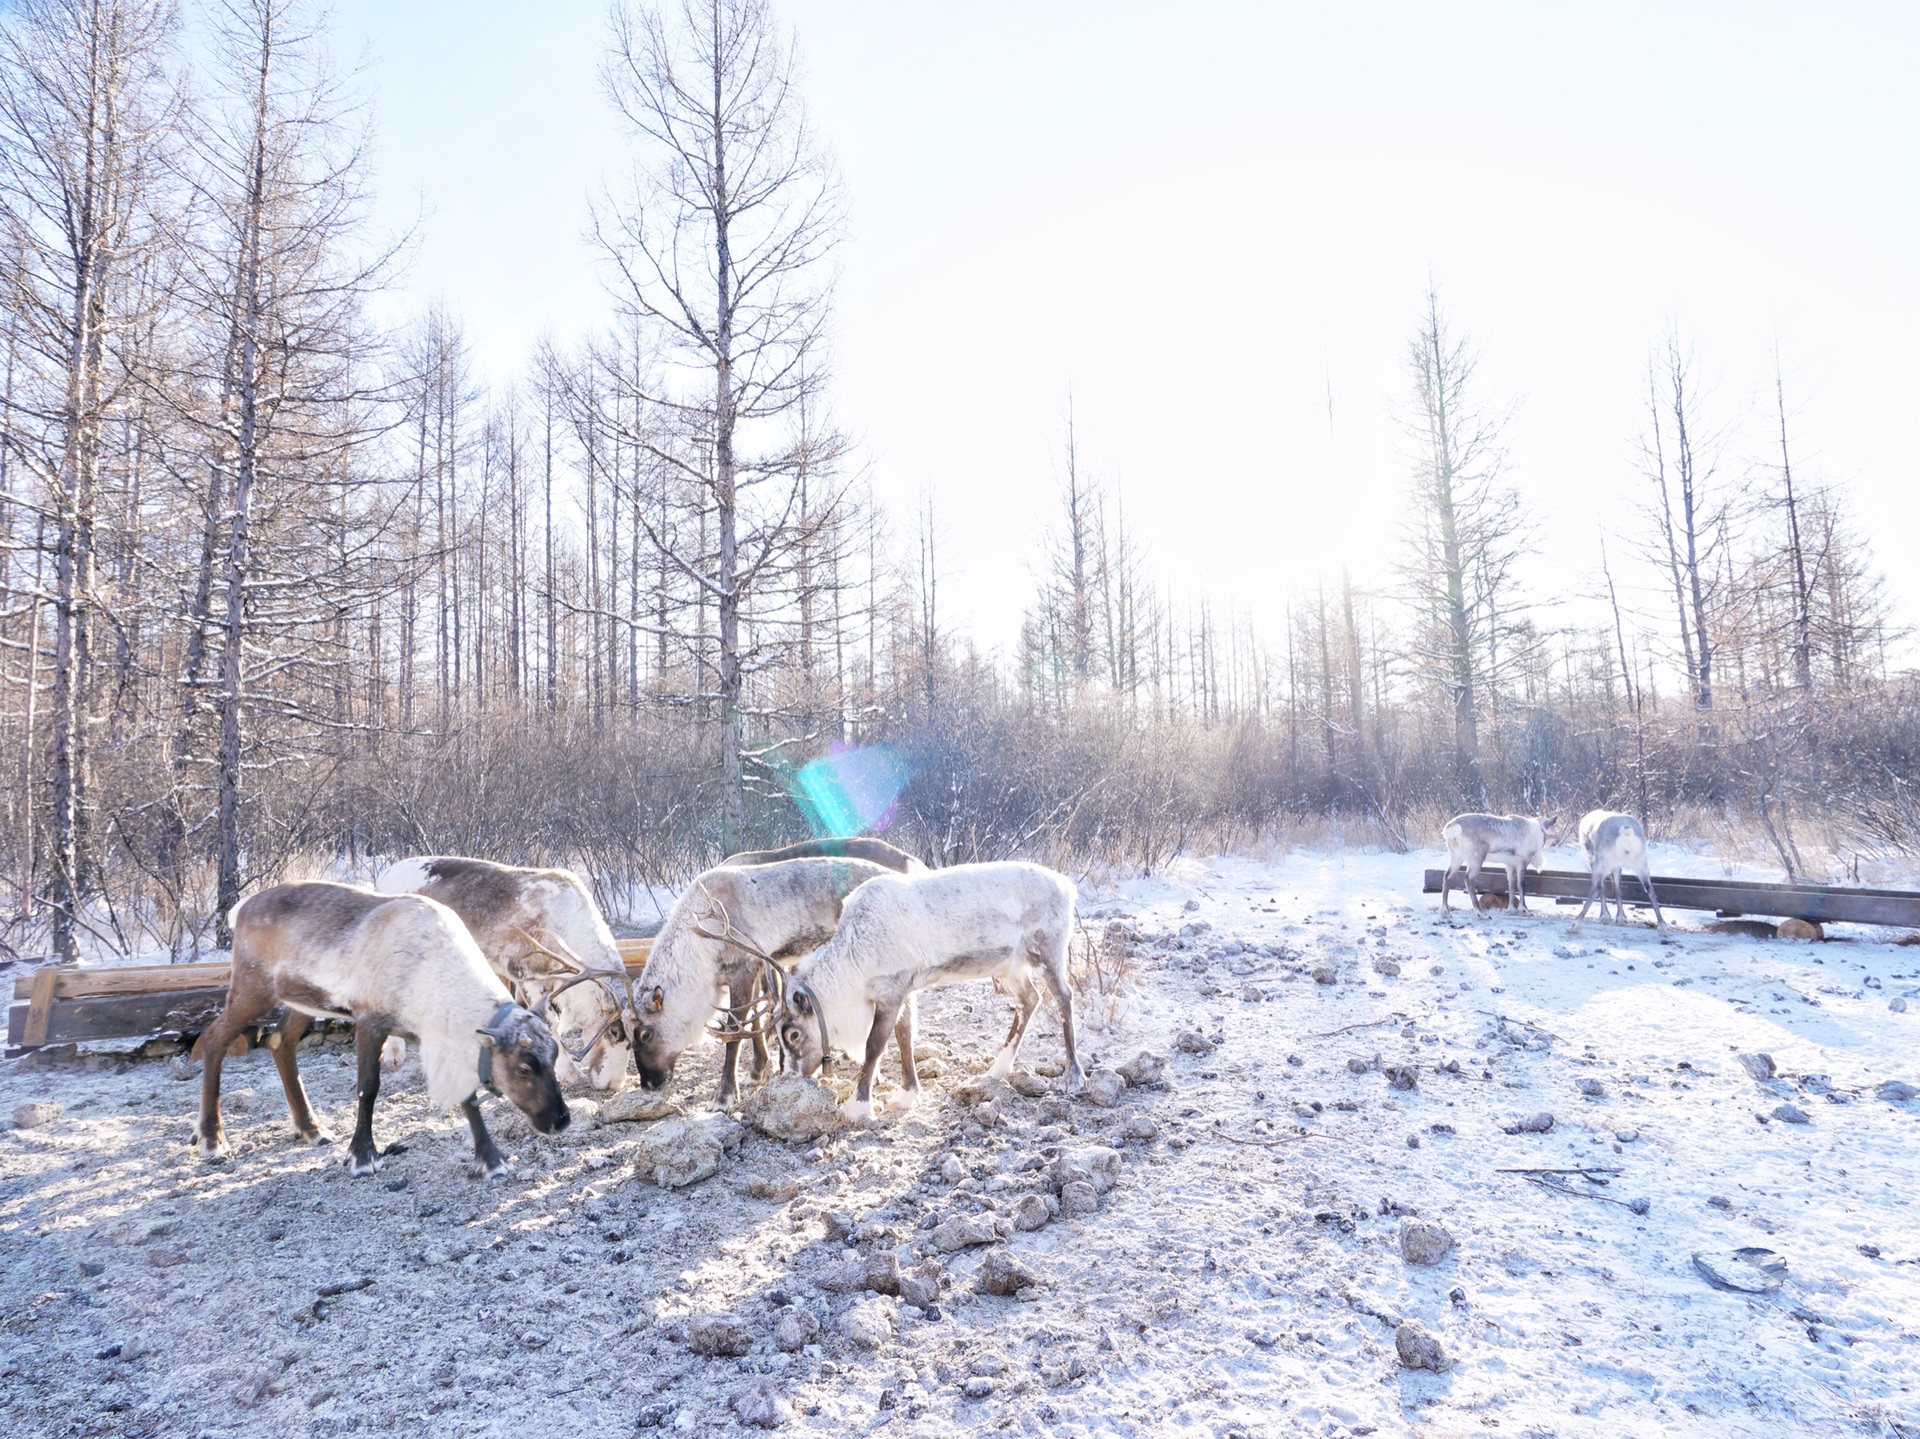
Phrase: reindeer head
[
  {"left": 631, "top": 980, "right": 679, "bottom": 1090},
  {"left": 478, "top": 1005, "right": 571, "bottom": 1134},
  {"left": 633, "top": 881, "right": 786, "bottom": 1090},
  {"left": 513, "top": 927, "right": 636, "bottom": 1091},
  {"left": 775, "top": 983, "right": 831, "bottom": 1079},
  {"left": 1539, "top": 813, "right": 1567, "bottom": 850}
]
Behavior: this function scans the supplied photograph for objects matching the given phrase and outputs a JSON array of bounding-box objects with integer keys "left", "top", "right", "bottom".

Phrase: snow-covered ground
[{"left": 2, "top": 845, "right": 1917, "bottom": 1438}]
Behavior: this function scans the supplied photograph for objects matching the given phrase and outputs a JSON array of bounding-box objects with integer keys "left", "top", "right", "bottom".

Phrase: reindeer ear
[
  {"left": 645, "top": 986, "right": 664, "bottom": 1015},
  {"left": 792, "top": 990, "right": 814, "bottom": 1016}
]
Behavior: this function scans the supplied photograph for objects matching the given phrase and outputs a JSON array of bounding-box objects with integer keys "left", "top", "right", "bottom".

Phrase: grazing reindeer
[
  {"left": 1575, "top": 810, "right": 1668, "bottom": 933},
  {"left": 197, "top": 883, "right": 569, "bottom": 1177},
  {"left": 774, "top": 861, "right": 1085, "bottom": 1122},
  {"left": 376, "top": 857, "right": 636, "bottom": 1090},
  {"left": 632, "top": 857, "right": 891, "bottom": 1104},
  {"left": 1440, "top": 813, "right": 1564, "bottom": 917},
  {"left": 724, "top": 836, "right": 924, "bottom": 873}
]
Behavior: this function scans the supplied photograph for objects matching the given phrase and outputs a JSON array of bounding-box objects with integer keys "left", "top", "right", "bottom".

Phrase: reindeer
[
  {"left": 773, "top": 861, "right": 1085, "bottom": 1122},
  {"left": 1575, "top": 810, "right": 1669, "bottom": 933},
  {"left": 631, "top": 856, "right": 892, "bottom": 1104},
  {"left": 196, "top": 883, "right": 570, "bottom": 1178},
  {"left": 723, "top": 836, "right": 924, "bottom": 873},
  {"left": 376, "top": 857, "right": 636, "bottom": 1091},
  {"left": 1439, "top": 813, "right": 1564, "bottom": 917}
]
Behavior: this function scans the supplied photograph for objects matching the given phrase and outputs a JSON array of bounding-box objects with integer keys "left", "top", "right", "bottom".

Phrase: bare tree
[
  {"left": 596, "top": 0, "right": 844, "bottom": 850},
  {"left": 1635, "top": 332, "right": 1724, "bottom": 711},
  {"left": 169, "top": 0, "right": 392, "bottom": 933},
  {"left": 0, "top": 0, "right": 179, "bottom": 956},
  {"left": 1396, "top": 283, "right": 1524, "bottom": 806}
]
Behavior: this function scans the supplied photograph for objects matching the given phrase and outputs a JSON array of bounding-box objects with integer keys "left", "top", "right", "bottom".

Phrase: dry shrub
[{"left": 1069, "top": 918, "right": 1137, "bottom": 1028}]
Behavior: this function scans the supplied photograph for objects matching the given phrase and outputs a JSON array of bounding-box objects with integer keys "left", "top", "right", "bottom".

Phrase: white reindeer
[
  {"left": 630, "top": 856, "right": 893, "bottom": 1104},
  {"left": 196, "top": 883, "right": 570, "bottom": 1178},
  {"left": 376, "top": 856, "right": 636, "bottom": 1090},
  {"left": 1575, "top": 810, "right": 1668, "bottom": 933},
  {"left": 1439, "top": 812, "right": 1564, "bottom": 917},
  {"left": 773, "top": 861, "right": 1086, "bottom": 1122}
]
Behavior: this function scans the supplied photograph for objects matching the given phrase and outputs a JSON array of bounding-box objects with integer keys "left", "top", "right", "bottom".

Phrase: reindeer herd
[
  {"left": 192, "top": 808, "right": 1665, "bottom": 1184},
  {"left": 1438, "top": 807, "right": 1670, "bottom": 933},
  {"left": 194, "top": 839, "right": 1086, "bottom": 1181}
]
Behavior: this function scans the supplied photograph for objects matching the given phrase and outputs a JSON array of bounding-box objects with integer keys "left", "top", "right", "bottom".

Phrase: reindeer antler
[
  {"left": 511, "top": 926, "right": 639, "bottom": 1063},
  {"left": 686, "top": 883, "right": 789, "bottom": 1042}
]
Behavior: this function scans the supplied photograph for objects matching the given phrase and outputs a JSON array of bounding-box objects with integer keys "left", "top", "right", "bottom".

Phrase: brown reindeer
[{"left": 197, "top": 883, "right": 569, "bottom": 1178}]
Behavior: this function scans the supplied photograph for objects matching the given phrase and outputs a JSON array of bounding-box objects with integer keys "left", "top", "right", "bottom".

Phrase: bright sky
[{"left": 325, "top": 0, "right": 1920, "bottom": 664}]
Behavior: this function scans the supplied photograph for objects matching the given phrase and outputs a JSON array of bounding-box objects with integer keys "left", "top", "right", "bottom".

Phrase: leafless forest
[{"left": 1, "top": 0, "right": 1913, "bottom": 964}]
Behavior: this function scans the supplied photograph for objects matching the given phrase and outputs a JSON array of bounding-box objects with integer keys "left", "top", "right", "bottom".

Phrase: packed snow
[{"left": 2, "top": 844, "right": 1917, "bottom": 1437}]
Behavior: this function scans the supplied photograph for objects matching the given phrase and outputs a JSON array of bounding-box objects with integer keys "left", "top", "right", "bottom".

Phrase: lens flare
[{"left": 785, "top": 744, "right": 907, "bottom": 837}]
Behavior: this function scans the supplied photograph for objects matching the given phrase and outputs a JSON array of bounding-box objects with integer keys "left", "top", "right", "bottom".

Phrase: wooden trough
[
  {"left": 5, "top": 939, "right": 654, "bottom": 1057},
  {"left": 1421, "top": 868, "right": 1920, "bottom": 929}
]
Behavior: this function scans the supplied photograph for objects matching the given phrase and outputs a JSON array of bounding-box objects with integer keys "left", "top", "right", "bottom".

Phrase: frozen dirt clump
[
  {"left": 1396, "top": 1322, "right": 1451, "bottom": 1371},
  {"left": 600, "top": 1087, "right": 681, "bottom": 1123},
  {"left": 1503, "top": 1111, "right": 1555, "bottom": 1134},
  {"left": 929, "top": 1213, "right": 1004, "bottom": 1252},
  {"left": 1052, "top": 1145, "right": 1122, "bottom": 1194},
  {"left": 837, "top": 1296, "right": 896, "bottom": 1348},
  {"left": 686, "top": 1312, "right": 754, "bottom": 1357},
  {"left": 1116, "top": 1051, "right": 1166, "bottom": 1086},
  {"left": 11, "top": 1099, "right": 62, "bottom": 1128},
  {"left": 1399, "top": 1220, "right": 1455, "bottom": 1266},
  {"left": 1081, "top": 1069, "right": 1127, "bottom": 1107},
  {"left": 977, "top": 1247, "right": 1046, "bottom": 1296},
  {"left": 772, "top": 1308, "right": 819, "bottom": 1352},
  {"left": 739, "top": 1072, "right": 843, "bottom": 1141},
  {"left": 897, "top": 1259, "right": 943, "bottom": 1308},
  {"left": 731, "top": 1381, "right": 795, "bottom": 1428},
  {"left": 633, "top": 1114, "right": 742, "bottom": 1187},
  {"left": 1059, "top": 1181, "right": 1099, "bottom": 1218}
]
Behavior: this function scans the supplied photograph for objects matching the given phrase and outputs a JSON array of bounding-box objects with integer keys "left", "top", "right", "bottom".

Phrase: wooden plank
[
  {"left": 20, "top": 967, "right": 59, "bottom": 1047},
  {"left": 9, "top": 986, "right": 231, "bottom": 1049},
  {"left": 52, "top": 962, "right": 231, "bottom": 998},
  {"left": 1421, "top": 868, "right": 1920, "bottom": 927},
  {"left": 7, "top": 938, "right": 658, "bottom": 1052}
]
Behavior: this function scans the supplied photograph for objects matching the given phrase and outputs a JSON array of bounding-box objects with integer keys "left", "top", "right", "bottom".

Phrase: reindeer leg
[
  {"left": 988, "top": 972, "right": 1042, "bottom": 1080},
  {"left": 461, "top": 1095, "right": 508, "bottom": 1180},
  {"left": 346, "top": 1018, "right": 392, "bottom": 1176},
  {"left": 1466, "top": 844, "right": 1489, "bottom": 918},
  {"left": 194, "top": 973, "right": 277, "bottom": 1162},
  {"left": 1642, "top": 863, "right": 1670, "bottom": 935},
  {"left": 717, "top": 1036, "right": 743, "bottom": 1109},
  {"left": 749, "top": 1032, "right": 771, "bottom": 1083},
  {"left": 1576, "top": 863, "right": 1602, "bottom": 923},
  {"left": 843, "top": 1004, "right": 895, "bottom": 1124},
  {"left": 1035, "top": 937, "right": 1086, "bottom": 1092},
  {"left": 884, "top": 994, "right": 921, "bottom": 1114},
  {"left": 269, "top": 1010, "right": 331, "bottom": 1145}
]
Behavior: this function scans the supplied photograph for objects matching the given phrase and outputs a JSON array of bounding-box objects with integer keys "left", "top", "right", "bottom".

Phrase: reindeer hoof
[
  {"left": 1065, "top": 1067, "right": 1087, "bottom": 1096},
  {"left": 196, "top": 1137, "right": 231, "bottom": 1163},
  {"left": 299, "top": 1128, "right": 335, "bottom": 1146},
  {"left": 345, "top": 1151, "right": 383, "bottom": 1177},
  {"left": 466, "top": 1157, "right": 509, "bottom": 1181},
  {"left": 841, "top": 1098, "right": 874, "bottom": 1124},
  {"left": 882, "top": 1089, "right": 920, "bottom": 1115}
]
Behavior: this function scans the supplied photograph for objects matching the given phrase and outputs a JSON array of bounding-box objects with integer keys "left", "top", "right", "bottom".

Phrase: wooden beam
[
  {"left": 9, "top": 986, "right": 231, "bottom": 1050},
  {"left": 20, "top": 967, "right": 59, "bottom": 1047},
  {"left": 6, "top": 939, "right": 657, "bottom": 1052},
  {"left": 1421, "top": 868, "right": 1920, "bottom": 928}
]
